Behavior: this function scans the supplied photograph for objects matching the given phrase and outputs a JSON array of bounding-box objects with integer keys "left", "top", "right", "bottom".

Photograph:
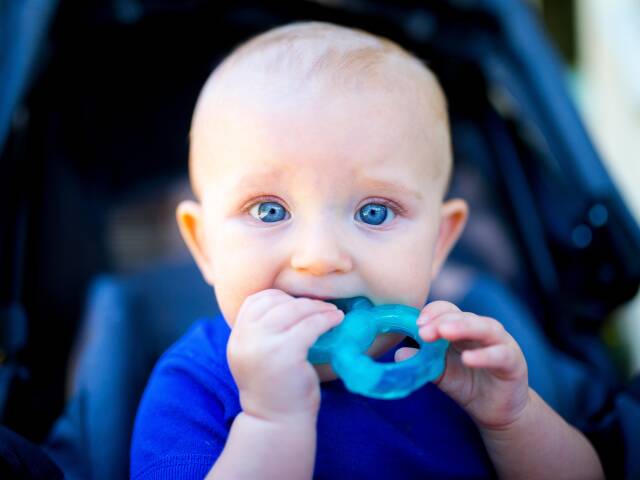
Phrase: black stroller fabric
[{"left": 1, "top": 0, "right": 640, "bottom": 479}]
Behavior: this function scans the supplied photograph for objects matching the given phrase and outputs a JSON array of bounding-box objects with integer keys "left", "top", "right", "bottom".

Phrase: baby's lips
[
  {"left": 289, "top": 294, "right": 341, "bottom": 310},
  {"left": 288, "top": 291, "right": 335, "bottom": 301},
  {"left": 288, "top": 293, "right": 372, "bottom": 313},
  {"left": 324, "top": 296, "right": 373, "bottom": 314}
]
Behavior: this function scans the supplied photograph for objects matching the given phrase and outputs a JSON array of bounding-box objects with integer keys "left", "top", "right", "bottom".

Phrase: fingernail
[{"left": 417, "top": 313, "right": 429, "bottom": 326}]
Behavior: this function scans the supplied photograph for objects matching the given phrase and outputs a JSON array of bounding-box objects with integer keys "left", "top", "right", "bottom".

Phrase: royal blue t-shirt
[{"left": 130, "top": 316, "right": 496, "bottom": 479}]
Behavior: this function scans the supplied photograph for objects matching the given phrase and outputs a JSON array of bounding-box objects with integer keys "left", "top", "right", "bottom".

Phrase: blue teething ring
[{"left": 308, "top": 297, "right": 448, "bottom": 399}]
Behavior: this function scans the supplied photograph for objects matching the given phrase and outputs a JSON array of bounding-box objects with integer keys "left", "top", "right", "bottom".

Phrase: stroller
[{"left": 1, "top": 0, "right": 639, "bottom": 478}]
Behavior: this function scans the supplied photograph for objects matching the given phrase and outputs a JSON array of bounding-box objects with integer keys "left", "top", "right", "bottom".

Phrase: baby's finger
[
  {"left": 418, "top": 310, "right": 469, "bottom": 341},
  {"left": 420, "top": 312, "right": 508, "bottom": 346},
  {"left": 237, "top": 289, "right": 291, "bottom": 324},
  {"left": 461, "top": 344, "right": 523, "bottom": 378},
  {"left": 261, "top": 297, "right": 339, "bottom": 332},
  {"left": 286, "top": 309, "right": 345, "bottom": 352},
  {"left": 417, "top": 300, "right": 461, "bottom": 326},
  {"left": 394, "top": 347, "right": 418, "bottom": 362}
]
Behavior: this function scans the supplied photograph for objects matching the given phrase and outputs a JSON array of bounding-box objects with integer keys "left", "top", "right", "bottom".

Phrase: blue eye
[
  {"left": 249, "top": 201, "right": 289, "bottom": 223},
  {"left": 357, "top": 203, "right": 394, "bottom": 226}
]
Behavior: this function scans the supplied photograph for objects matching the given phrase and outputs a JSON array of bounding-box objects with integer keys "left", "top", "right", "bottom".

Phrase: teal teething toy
[{"left": 308, "top": 297, "right": 448, "bottom": 399}]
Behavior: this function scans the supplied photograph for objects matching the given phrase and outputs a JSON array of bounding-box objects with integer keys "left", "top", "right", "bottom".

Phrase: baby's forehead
[{"left": 189, "top": 22, "right": 451, "bottom": 196}]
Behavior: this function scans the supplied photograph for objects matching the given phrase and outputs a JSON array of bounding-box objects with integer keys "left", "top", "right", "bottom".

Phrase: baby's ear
[
  {"left": 176, "top": 200, "right": 215, "bottom": 285},
  {"left": 431, "top": 199, "right": 468, "bottom": 279}
]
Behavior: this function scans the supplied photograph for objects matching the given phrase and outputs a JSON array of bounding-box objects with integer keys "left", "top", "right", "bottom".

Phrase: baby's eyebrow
[
  {"left": 232, "top": 170, "right": 286, "bottom": 191},
  {"left": 357, "top": 177, "right": 423, "bottom": 201},
  {"left": 229, "top": 171, "right": 423, "bottom": 201}
]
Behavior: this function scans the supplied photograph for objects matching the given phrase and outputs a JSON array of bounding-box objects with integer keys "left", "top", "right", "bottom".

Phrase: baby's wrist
[
  {"left": 477, "top": 387, "right": 535, "bottom": 437},
  {"left": 239, "top": 396, "right": 320, "bottom": 428},
  {"left": 238, "top": 409, "right": 318, "bottom": 437},
  {"left": 219, "top": 411, "right": 317, "bottom": 479}
]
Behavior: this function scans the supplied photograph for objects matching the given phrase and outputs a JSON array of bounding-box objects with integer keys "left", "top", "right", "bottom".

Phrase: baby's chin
[{"left": 313, "top": 332, "right": 406, "bottom": 382}]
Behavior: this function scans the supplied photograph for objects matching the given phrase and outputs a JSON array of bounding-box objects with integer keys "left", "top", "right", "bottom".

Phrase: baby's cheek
[
  {"left": 212, "top": 282, "right": 241, "bottom": 327},
  {"left": 217, "top": 259, "right": 282, "bottom": 325},
  {"left": 368, "top": 256, "right": 432, "bottom": 308}
]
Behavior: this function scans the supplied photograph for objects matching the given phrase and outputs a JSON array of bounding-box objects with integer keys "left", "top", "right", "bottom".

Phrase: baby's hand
[
  {"left": 397, "top": 301, "right": 529, "bottom": 430},
  {"left": 227, "top": 289, "right": 344, "bottom": 424}
]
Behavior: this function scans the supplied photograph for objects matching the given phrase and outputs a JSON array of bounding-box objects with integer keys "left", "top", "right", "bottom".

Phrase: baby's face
[{"left": 184, "top": 86, "right": 463, "bottom": 375}]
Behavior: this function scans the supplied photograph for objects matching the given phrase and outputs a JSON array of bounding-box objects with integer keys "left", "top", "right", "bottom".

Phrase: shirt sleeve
[{"left": 130, "top": 321, "right": 239, "bottom": 480}]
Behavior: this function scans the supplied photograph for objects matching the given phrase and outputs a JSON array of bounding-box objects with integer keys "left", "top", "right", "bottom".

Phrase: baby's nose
[{"left": 290, "top": 223, "right": 352, "bottom": 276}]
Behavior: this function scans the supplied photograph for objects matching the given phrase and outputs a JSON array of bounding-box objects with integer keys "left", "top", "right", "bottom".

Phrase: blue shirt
[{"left": 130, "top": 316, "right": 496, "bottom": 479}]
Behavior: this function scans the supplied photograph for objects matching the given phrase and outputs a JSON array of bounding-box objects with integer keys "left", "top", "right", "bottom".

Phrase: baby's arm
[
  {"left": 399, "top": 301, "right": 604, "bottom": 479},
  {"left": 479, "top": 387, "right": 602, "bottom": 480},
  {"left": 207, "top": 290, "right": 344, "bottom": 480}
]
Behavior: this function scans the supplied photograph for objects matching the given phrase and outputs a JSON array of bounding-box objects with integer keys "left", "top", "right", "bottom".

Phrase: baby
[{"left": 131, "top": 22, "right": 603, "bottom": 479}]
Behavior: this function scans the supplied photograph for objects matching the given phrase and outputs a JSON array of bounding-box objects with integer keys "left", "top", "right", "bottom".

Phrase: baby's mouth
[
  {"left": 291, "top": 294, "right": 374, "bottom": 314},
  {"left": 326, "top": 296, "right": 373, "bottom": 314}
]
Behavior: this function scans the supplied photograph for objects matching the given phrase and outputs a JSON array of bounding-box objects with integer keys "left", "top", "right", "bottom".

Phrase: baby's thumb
[{"left": 394, "top": 347, "right": 418, "bottom": 362}]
